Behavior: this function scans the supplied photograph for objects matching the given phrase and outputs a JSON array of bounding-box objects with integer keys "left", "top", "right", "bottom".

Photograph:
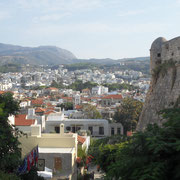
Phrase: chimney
[
  {"left": 31, "top": 124, "right": 41, "bottom": 137},
  {"left": 60, "top": 123, "right": 64, "bottom": 135}
]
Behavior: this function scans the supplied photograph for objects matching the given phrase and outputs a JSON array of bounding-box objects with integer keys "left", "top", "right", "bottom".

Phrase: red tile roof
[
  {"left": 81, "top": 97, "right": 91, "bottom": 101},
  {"left": 127, "top": 131, "right": 133, "bottom": 136},
  {"left": 82, "top": 88, "right": 90, "bottom": 92},
  {"left": 61, "top": 97, "right": 73, "bottom": 100},
  {"left": 44, "top": 110, "right": 55, "bottom": 115},
  {"left": 75, "top": 105, "right": 83, "bottom": 110},
  {"left": 46, "top": 102, "right": 53, "bottom": 106},
  {"left": 31, "top": 98, "right": 44, "bottom": 105},
  {"left": 0, "top": 91, "right": 13, "bottom": 95},
  {"left": 15, "top": 114, "right": 35, "bottom": 126},
  {"left": 46, "top": 87, "right": 59, "bottom": 91},
  {"left": 61, "top": 97, "right": 73, "bottom": 102},
  {"left": 91, "top": 97, "right": 100, "bottom": 100},
  {"left": 102, "top": 94, "right": 123, "bottom": 99},
  {"left": 35, "top": 107, "right": 46, "bottom": 113},
  {"left": 0, "top": 91, "right": 5, "bottom": 95},
  {"left": 78, "top": 135, "right": 86, "bottom": 144}
]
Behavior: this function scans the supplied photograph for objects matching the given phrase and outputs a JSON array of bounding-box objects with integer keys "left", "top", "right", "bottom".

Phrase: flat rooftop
[{"left": 39, "top": 147, "right": 75, "bottom": 153}]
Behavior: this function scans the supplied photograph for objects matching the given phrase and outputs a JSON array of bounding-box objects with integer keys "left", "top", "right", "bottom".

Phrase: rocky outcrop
[{"left": 137, "top": 36, "right": 180, "bottom": 131}]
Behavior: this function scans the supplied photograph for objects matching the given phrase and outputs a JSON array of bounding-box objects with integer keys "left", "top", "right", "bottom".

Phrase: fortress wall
[
  {"left": 137, "top": 36, "right": 180, "bottom": 131},
  {"left": 161, "top": 37, "right": 180, "bottom": 62}
]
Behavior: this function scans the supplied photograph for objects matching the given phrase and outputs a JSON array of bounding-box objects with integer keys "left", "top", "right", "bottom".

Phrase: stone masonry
[{"left": 137, "top": 36, "right": 180, "bottom": 131}]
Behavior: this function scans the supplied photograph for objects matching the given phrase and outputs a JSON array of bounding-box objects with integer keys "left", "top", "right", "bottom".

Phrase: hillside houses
[{"left": 0, "top": 65, "right": 150, "bottom": 180}]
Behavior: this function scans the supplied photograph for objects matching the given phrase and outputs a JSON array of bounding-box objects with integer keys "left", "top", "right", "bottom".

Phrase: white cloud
[
  {"left": 118, "top": 10, "right": 145, "bottom": 17},
  {"left": 33, "top": 13, "right": 71, "bottom": 23},
  {"left": 25, "top": 21, "right": 170, "bottom": 38},
  {"left": 0, "top": 12, "right": 11, "bottom": 20},
  {"left": 17, "top": 0, "right": 102, "bottom": 12},
  {"left": 17, "top": 0, "right": 104, "bottom": 23}
]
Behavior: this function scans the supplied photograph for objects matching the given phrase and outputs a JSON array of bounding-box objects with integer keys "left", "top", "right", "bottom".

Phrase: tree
[
  {"left": 89, "top": 108, "right": 180, "bottom": 180},
  {"left": 51, "top": 80, "right": 64, "bottom": 89},
  {"left": 20, "top": 166, "right": 44, "bottom": 180},
  {"left": 57, "top": 102, "right": 73, "bottom": 110},
  {"left": 68, "top": 80, "right": 98, "bottom": 92},
  {"left": 77, "top": 146, "right": 87, "bottom": 168},
  {"left": 103, "top": 83, "right": 136, "bottom": 91},
  {"left": 82, "top": 104, "right": 102, "bottom": 119},
  {"left": 20, "top": 76, "right": 26, "bottom": 89},
  {"left": 0, "top": 92, "right": 21, "bottom": 173},
  {"left": 0, "top": 170, "right": 20, "bottom": 180},
  {"left": 114, "top": 98, "right": 143, "bottom": 135}
]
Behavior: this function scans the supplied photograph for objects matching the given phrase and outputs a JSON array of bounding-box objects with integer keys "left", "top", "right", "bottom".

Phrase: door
[{"left": 54, "top": 157, "right": 62, "bottom": 171}]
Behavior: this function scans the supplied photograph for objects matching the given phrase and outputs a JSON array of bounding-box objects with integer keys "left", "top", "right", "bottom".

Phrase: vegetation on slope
[
  {"left": 103, "top": 83, "right": 136, "bottom": 91},
  {"left": 68, "top": 80, "right": 98, "bottom": 92},
  {"left": 0, "top": 92, "right": 44, "bottom": 179},
  {"left": 65, "top": 63, "right": 99, "bottom": 71},
  {"left": 89, "top": 108, "right": 180, "bottom": 180},
  {"left": 113, "top": 98, "right": 143, "bottom": 135}
]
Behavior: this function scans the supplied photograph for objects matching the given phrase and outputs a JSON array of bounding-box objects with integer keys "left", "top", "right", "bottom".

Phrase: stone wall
[{"left": 137, "top": 36, "right": 180, "bottom": 131}]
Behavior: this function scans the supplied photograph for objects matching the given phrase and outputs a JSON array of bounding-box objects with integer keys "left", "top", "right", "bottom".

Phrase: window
[
  {"left": 54, "top": 157, "right": 62, "bottom": 171},
  {"left": 111, "top": 127, "right": 114, "bottom": 135},
  {"left": 37, "top": 159, "right": 45, "bottom": 171},
  {"left": 88, "top": 126, "right": 93, "bottom": 135},
  {"left": 157, "top": 53, "right": 161, "bottom": 57},
  {"left": 66, "top": 126, "right": 71, "bottom": 131},
  {"left": 117, "top": 128, "right": 121, "bottom": 135},
  {"left": 77, "top": 127, "right": 81, "bottom": 131},
  {"left": 172, "top": 52, "right": 174, "bottom": 56},
  {"left": 72, "top": 126, "right": 75, "bottom": 133},
  {"left": 99, "top": 127, "right": 104, "bottom": 135},
  {"left": 165, "top": 44, "right": 169, "bottom": 50},
  {"left": 55, "top": 126, "right": 60, "bottom": 133}
]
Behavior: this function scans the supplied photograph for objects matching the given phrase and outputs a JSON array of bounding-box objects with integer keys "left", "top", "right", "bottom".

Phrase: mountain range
[
  {"left": 0, "top": 43, "right": 149, "bottom": 65},
  {"left": 0, "top": 43, "right": 76, "bottom": 65}
]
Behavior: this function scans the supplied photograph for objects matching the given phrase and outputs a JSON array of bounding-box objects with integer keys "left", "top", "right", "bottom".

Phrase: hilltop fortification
[{"left": 137, "top": 36, "right": 180, "bottom": 131}]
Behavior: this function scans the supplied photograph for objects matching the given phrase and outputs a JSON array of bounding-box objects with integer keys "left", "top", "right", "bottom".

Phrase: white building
[
  {"left": 74, "top": 94, "right": 81, "bottom": 105},
  {"left": 92, "top": 86, "right": 108, "bottom": 95},
  {"left": 45, "top": 112, "right": 123, "bottom": 137}
]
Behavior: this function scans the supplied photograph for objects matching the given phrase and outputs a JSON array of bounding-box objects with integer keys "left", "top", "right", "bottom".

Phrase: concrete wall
[
  {"left": 19, "top": 133, "right": 77, "bottom": 158},
  {"left": 109, "top": 123, "right": 123, "bottom": 135},
  {"left": 82, "top": 136, "right": 90, "bottom": 151},
  {"left": 39, "top": 151, "right": 76, "bottom": 179},
  {"left": 17, "top": 126, "right": 32, "bottom": 133},
  {"left": 45, "top": 119, "right": 109, "bottom": 137},
  {"left": 8, "top": 115, "right": 14, "bottom": 125}
]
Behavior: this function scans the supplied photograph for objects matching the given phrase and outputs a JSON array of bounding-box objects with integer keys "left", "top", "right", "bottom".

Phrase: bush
[
  {"left": 90, "top": 108, "right": 180, "bottom": 180},
  {"left": 0, "top": 171, "right": 20, "bottom": 180}
]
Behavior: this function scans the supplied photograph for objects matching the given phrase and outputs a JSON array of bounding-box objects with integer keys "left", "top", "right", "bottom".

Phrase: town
[
  {"left": 0, "top": 63, "right": 149, "bottom": 179},
  {"left": 2, "top": 0, "right": 179, "bottom": 179}
]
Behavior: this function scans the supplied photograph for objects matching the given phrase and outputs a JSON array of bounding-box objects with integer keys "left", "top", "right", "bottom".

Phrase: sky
[{"left": 0, "top": 0, "right": 180, "bottom": 59}]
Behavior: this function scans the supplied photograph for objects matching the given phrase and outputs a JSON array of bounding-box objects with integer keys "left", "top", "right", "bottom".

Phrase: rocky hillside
[
  {"left": 137, "top": 36, "right": 180, "bottom": 131},
  {"left": 0, "top": 43, "right": 77, "bottom": 65}
]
